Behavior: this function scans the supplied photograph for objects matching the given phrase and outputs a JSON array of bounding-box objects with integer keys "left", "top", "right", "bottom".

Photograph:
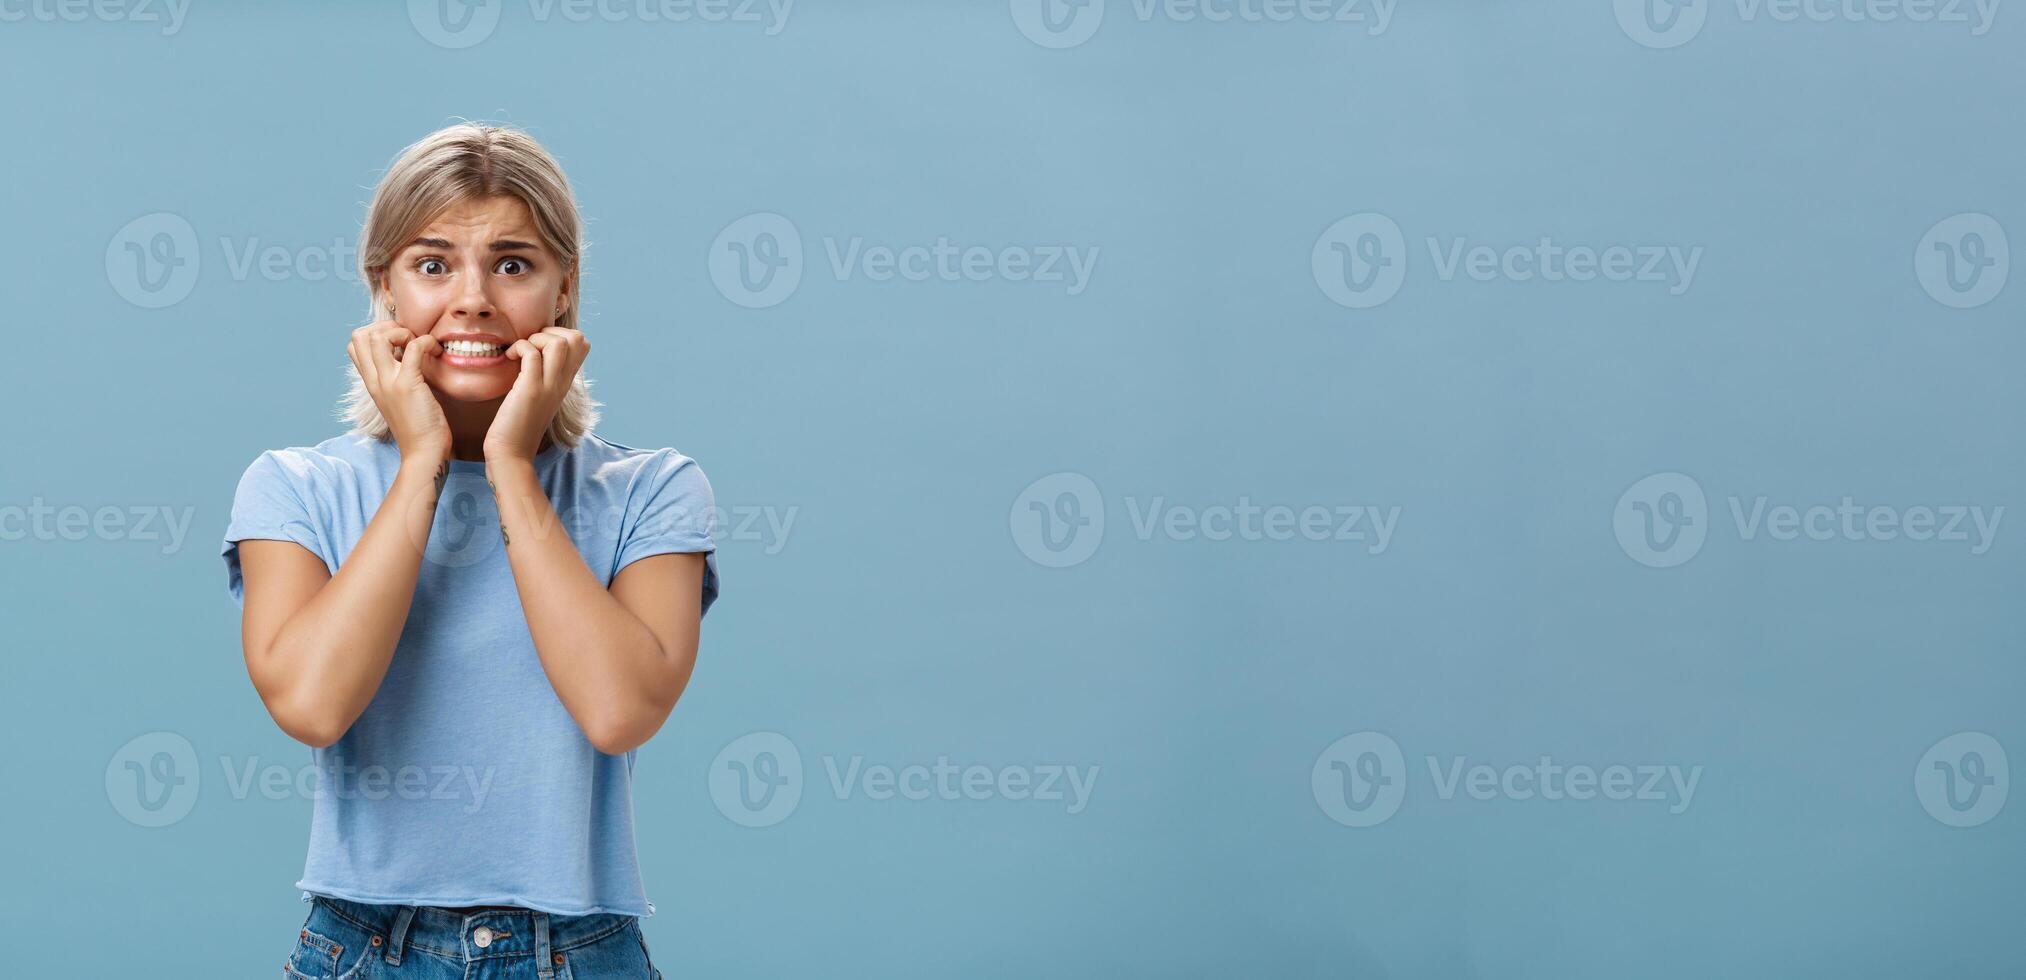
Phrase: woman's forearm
[
  {"left": 487, "top": 458, "right": 681, "bottom": 754},
  {"left": 258, "top": 453, "right": 447, "bottom": 746}
]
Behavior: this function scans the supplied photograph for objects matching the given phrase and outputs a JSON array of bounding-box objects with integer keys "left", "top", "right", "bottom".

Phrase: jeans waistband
[{"left": 311, "top": 894, "right": 636, "bottom": 973}]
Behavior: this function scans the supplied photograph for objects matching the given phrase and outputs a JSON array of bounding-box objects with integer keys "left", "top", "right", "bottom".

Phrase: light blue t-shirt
[{"left": 221, "top": 430, "right": 719, "bottom": 918}]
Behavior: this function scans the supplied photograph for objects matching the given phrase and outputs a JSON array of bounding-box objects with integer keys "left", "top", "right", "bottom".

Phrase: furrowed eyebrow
[{"left": 402, "top": 237, "right": 540, "bottom": 251}]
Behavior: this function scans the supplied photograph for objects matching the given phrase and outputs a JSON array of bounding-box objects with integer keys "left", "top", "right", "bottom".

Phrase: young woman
[{"left": 221, "top": 123, "right": 717, "bottom": 979}]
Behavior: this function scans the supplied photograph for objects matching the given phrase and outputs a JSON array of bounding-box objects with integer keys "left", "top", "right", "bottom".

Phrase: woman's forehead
[{"left": 408, "top": 195, "right": 542, "bottom": 247}]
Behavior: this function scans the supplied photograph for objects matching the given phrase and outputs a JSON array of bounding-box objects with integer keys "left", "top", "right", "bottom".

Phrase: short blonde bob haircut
[{"left": 339, "top": 122, "right": 600, "bottom": 448}]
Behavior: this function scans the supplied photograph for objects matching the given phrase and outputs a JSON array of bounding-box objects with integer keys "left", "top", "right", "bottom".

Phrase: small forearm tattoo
[{"left": 489, "top": 476, "right": 510, "bottom": 545}]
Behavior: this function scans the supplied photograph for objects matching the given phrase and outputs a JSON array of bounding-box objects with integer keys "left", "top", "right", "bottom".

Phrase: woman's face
[{"left": 382, "top": 194, "right": 571, "bottom": 403}]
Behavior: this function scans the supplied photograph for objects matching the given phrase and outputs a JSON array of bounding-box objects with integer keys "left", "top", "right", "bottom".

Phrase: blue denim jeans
[{"left": 283, "top": 895, "right": 664, "bottom": 979}]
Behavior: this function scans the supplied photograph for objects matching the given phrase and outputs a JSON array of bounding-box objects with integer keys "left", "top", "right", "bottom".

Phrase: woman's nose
[{"left": 451, "top": 273, "right": 496, "bottom": 319}]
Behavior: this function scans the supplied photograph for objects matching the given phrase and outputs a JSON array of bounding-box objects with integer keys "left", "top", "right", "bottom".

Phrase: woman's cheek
[{"left": 507, "top": 284, "right": 561, "bottom": 326}]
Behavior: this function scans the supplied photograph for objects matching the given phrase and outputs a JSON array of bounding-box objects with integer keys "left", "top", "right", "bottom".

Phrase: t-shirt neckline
[{"left": 444, "top": 438, "right": 571, "bottom": 473}]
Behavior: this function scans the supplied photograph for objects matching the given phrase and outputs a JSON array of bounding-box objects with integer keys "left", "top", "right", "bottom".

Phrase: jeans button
[{"left": 473, "top": 926, "right": 493, "bottom": 948}]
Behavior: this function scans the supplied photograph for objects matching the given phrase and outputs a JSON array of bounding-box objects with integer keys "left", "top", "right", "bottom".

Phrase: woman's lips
[
  {"left": 437, "top": 339, "right": 511, "bottom": 368},
  {"left": 439, "top": 351, "right": 510, "bottom": 368}
]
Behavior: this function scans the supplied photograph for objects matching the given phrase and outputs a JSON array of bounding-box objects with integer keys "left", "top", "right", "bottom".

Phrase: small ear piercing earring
[{"left": 386, "top": 302, "right": 396, "bottom": 317}]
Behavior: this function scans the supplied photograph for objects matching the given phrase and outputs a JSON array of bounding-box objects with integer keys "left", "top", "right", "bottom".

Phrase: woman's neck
[{"left": 436, "top": 393, "right": 550, "bottom": 462}]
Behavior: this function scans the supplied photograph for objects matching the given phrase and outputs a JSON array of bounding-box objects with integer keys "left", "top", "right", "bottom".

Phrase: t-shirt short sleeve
[
  {"left": 615, "top": 449, "right": 720, "bottom": 616},
  {"left": 220, "top": 450, "right": 327, "bottom": 608}
]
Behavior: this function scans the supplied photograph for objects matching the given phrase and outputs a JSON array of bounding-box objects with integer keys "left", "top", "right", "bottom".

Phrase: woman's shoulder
[
  {"left": 236, "top": 432, "right": 394, "bottom": 487},
  {"left": 574, "top": 432, "right": 707, "bottom": 473},
  {"left": 572, "top": 433, "right": 713, "bottom": 504}
]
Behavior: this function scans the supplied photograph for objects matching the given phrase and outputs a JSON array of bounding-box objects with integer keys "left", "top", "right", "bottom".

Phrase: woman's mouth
[{"left": 438, "top": 338, "right": 510, "bottom": 366}]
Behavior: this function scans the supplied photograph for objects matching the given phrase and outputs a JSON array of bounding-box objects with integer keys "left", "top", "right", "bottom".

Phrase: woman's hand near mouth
[
  {"left": 484, "top": 326, "right": 590, "bottom": 465},
  {"left": 349, "top": 320, "right": 451, "bottom": 463}
]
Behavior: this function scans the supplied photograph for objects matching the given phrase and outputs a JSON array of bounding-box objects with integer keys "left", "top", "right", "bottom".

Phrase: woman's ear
[{"left": 556, "top": 270, "right": 576, "bottom": 324}]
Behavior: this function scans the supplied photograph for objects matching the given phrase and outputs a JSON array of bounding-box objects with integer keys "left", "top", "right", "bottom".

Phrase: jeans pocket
[
  {"left": 284, "top": 924, "right": 344, "bottom": 979},
  {"left": 285, "top": 903, "right": 378, "bottom": 979}
]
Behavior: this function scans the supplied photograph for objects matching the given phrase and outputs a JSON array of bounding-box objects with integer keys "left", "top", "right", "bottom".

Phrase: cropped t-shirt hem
[{"left": 297, "top": 883, "right": 655, "bottom": 919}]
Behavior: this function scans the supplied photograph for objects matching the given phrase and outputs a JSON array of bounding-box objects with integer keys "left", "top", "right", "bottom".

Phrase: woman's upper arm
[
  {"left": 236, "top": 538, "right": 331, "bottom": 674},
  {"left": 609, "top": 551, "right": 708, "bottom": 666}
]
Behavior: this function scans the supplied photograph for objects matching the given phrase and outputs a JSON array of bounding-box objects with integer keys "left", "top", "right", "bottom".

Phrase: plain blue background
[{"left": 3, "top": 1, "right": 2022, "bottom": 976}]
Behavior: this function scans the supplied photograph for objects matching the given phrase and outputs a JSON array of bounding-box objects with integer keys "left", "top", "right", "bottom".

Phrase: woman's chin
[{"left": 426, "top": 376, "right": 515, "bottom": 403}]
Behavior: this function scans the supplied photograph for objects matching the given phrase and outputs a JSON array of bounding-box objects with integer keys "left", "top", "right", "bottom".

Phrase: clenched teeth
[{"left": 442, "top": 340, "right": 507, "bottom": 357}]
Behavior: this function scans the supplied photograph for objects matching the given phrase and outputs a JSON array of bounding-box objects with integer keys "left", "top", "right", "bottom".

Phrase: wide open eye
[
  {"left": 416, "top": 257, "right": 448, "bottom": 276},
  {"left": 495, "top": 256, "right": 532, "bottom": 276}
]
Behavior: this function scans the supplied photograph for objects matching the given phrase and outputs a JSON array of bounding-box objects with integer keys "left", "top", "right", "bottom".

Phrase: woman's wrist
[
  {"left": 484, "top": 455, "right": 539, "bottom": 485},
  {"left": 398, "top": 448, "right": 452, "bottom": 490}
]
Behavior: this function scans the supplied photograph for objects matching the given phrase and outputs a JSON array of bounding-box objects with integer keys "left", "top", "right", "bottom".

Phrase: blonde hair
[{"left": 339, "top": 122, "right": 601, "bottom": 447}]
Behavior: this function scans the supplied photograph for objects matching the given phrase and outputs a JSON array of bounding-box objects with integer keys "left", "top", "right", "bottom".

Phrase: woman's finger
[
  {"left": 542, "top": 328, "right": 584, "bottom": 388},
  {"left": 507, "top": 338, "right": 542, "bottom": 391},
  {"left": 399, "top": 334, "right": 440, "bottom": 383},
  {"left": 536, "top": 326, "right": 584, "bottom": 355},
  {"left": 541, "top": 335, "right": 571, "bottom": 389},
  {"left": 366, "top": 325, "right": 406, "bottom": 384},
  {"left": 350, "top": 327, "right": 379, "bottom": 390},
  {"left": 524, "top": 334, "right": 555, "bottom": 385}
]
